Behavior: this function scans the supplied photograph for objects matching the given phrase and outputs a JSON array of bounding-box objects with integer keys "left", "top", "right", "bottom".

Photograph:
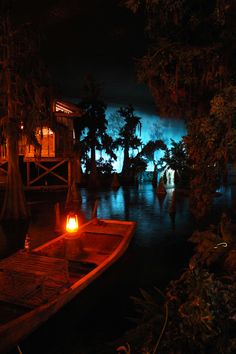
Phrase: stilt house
[{"left": 0, "top": 100, "right": 82, "bottom": 189}]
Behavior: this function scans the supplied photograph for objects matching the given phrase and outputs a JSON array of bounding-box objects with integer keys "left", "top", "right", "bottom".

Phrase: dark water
[{"left": 1, "top": 183, "right": 234, "bottom": 354}]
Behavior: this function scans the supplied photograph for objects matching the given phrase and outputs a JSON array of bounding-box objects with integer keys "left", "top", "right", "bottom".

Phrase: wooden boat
[{"left": 0, "top": 218, "right": 136, "bottom": 354}]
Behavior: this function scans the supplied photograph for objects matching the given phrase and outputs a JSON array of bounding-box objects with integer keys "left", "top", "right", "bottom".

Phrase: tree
[
  {"left": 116, "top": 104, "right": 142, "bottom": 183},
  {"left": 78, "top": 76, "right": 115, "bottom": 188},
  {"left": 124, "top": 0, "right": 236, "bottom": 218},
  {"left": 73, "top": 113, "right": 87, "bottom": 186},
  {"left": 184, "top": 86, "right": 236, "bottom": 218},
  {"left": 0, "top": 5, "right": 54, "bottom": 220},
  {"left": 160, "top": 139, "right": 191, "bottom": 188},
  {"left": 140, "top": 139, "right": 166, "bottom": 186}
]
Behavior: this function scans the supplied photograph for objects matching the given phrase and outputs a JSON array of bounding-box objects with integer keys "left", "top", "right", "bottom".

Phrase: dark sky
[{"left": 14, "top": 0, "right": 154, "bottom": 109}]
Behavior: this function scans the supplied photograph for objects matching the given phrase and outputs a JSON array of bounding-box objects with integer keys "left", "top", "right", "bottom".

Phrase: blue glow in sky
[{"left": 105, "top": 105, "right": 186, "bottom": 172}]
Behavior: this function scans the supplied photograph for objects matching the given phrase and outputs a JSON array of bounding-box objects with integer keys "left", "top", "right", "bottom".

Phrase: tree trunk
[
  {"left": 121, "top": 145, "right": 130, "bottom": 182},
  {"left": 111, "top": 172, "right": 120, "bottom": 189},
  {"left": 152, "top": 163, "right": 157, "bottom": 187},
  {"left": 76, "top": 155, "right": 83, "bottom": 185},
  {"left": 1, "top": 132, "right": 28, "bottom": 220},
  {"left": 65, "top": 157, "right": 82, "bottom": 212}
]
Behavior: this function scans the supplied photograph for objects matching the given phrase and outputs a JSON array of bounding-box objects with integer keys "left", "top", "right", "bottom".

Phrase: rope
[
  {"left": 17, "top": 345, "right": 23, "bottom": 354},
  {"left": 152, "top": 301, "right": 169, "bottom": 354}
]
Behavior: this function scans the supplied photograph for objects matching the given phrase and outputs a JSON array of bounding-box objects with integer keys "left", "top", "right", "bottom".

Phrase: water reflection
[
  {"left": 79, "top": 184, "right": 191, "bottom": 248},
  {"left": 1, "top": 183, "right": 234, "bottom": 258},
  {"left": 2, "top": 184, "right": 233, "bottom": 354},
  {"left": 0, "top": 185, "right": 192, "bottom": 258}
]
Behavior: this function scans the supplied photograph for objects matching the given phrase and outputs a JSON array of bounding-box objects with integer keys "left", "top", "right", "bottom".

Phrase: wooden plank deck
[
  {"left": 0, "top": 251, "right": 71, "bottom": 307},
  {"left": 0, "top": 250, "right": 69, "bottom": 283},
  {"left": 0, "top": 250, "right": 98, "bottom": 309}
]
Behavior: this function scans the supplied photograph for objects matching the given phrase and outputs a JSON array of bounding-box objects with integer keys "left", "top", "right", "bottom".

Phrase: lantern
[{"left": 66, "top": 212, "right": 79, "bottom": 233}]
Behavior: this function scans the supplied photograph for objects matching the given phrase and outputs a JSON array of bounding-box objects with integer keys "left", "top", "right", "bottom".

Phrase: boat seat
[
  {"left": 68, "top": 259, "right": 96, "bottom": 274},
  {"left": 79, "top": 232, "right": 122, "bottom": 253}
]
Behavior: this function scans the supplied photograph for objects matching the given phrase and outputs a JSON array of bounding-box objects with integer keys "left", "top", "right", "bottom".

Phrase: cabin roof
[{"left": 54, "top": 100, "right": 82, "bottom": 118}]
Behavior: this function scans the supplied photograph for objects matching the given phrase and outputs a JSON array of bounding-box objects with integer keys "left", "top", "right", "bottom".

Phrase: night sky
[
  {"left": 11, "top": 0, "right": 186, "bottom": 171},
  {"left": 15, "top": 0, "right": 152, "bottom": 109}
]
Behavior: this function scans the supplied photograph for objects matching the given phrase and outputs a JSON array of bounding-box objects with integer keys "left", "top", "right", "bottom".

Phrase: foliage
[
  {"left": 123, "top": 0, "right": 236, "bottom": 218},
  {"left": 116, "top": 104, "right": 142, "bottom": 151},
  {"left": 115, "top": 104, "right": 142, "bottom": 179},
  {"left": 129, "top": 155, "right": 147, "bottom": 178},
  {"left": 78, "top": 76, "right": 113, "bottom": 186},
  {"left": 184, "top": 86, "right": 236, "bottom": 219},
  {"left": 95, "top": 157, "right": 115, "bottom": 175},
  {"left": 0, "top": 19, "right": 54, "bottom": 152},
  {"left": 117, "top": 214, "right": 236, "bottom": 353},
  {"left": 0, "top": 5, "right": 54, "bottom": 219},
  {"left": 107, "top": 110, "right": 125, "bottom": 138},
  {"left": 117, "top": 269, "right": 236, "bottom": 353},
  {"left": 140, "top": 139, "right": 166, "bottom": 164},
  {"left": 189, "top": 212, "right": 236, "bottom": 268},
  {"left": 78, "top": 76, "right": 108, "bottom": 152},
  {"left": 123, "top": 0, "right": 236, "bottom": 119},
  {"left": 160, "top": 139, "right": 191, "bottom": 187},
  {"left": 135, "top": 139, "right": 166, "bottom": 186}
]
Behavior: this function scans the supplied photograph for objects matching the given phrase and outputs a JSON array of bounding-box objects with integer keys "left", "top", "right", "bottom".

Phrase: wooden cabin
[{"left": 0, "top": 100, "right": 82, "bottom": 189}]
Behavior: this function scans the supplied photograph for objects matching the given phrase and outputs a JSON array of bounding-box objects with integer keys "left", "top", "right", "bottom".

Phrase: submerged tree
[
  {"left": 160, "top": 139, "right": 191, "bottom": 188},
  {"left": 73, "top": 112, "right": 87, "bottom": 186},
  {"left": 0, "top": 5, "right": 54, "bottom": 220},
  {"left": 140, "top": 139, "right": 166, "bottom": 186},
  {"left": 124, "top": 0, "right": 236, "bottom": 218},
  {"left": 78, "top": 76, "right": 116, "bottom": 188},
  {"left": 116, "top": 104, "right": 142, "bottom": 183}
]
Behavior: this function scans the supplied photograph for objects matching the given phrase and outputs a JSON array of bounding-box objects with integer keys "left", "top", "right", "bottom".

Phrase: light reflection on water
[{"left": 81, "top": 185, "right": 190, "bottom": 247}]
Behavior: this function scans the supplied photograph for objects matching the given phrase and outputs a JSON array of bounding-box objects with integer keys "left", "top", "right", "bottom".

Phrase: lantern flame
[{"left": 66, "top": 213, "right": 79, "bottom": 233}]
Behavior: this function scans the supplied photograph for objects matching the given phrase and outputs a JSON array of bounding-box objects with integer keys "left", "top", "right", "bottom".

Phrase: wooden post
[
  {"left": 54, "top": 202, "right": 61, "bottom": 233},
  {"left": 68, "top": 159, "right": 72, "bottom": 187}
]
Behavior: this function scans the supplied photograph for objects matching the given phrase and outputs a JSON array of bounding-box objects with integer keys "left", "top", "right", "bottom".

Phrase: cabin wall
[
  {"left": 24, "top": 128, "right": 55, "bottom": 158},
  {"left": 55, "top": 127, "right": 73, "bottom": 158}
]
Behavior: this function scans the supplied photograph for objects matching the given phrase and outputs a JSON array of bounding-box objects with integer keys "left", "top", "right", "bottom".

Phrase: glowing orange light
[
  {"left": 24, "top": 234, "right": 31, "bottom": 252},
  {"left": 66, "top": 213, "right": 79, "bottom": 233}
]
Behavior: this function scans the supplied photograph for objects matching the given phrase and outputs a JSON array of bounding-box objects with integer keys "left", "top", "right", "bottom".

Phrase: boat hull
[{"left": 0, "top": 219, "right": 136, "bottom": 353}]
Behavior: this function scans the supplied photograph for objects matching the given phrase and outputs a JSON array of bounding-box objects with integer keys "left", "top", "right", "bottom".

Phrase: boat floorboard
[{"left": 0, "top": 258, "right": 97, "bottom": 312}]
